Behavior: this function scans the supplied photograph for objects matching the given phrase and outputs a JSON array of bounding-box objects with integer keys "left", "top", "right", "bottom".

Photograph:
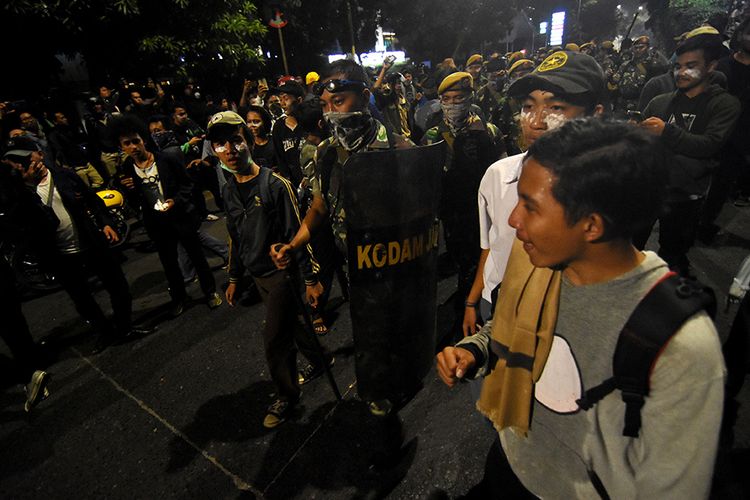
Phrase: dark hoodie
[{"left": 644, "top": 84, "right": 740, "bottom": 198}]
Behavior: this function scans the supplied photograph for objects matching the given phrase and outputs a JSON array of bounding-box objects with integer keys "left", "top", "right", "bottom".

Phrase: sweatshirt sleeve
[
  {"left": 661, "top": 93, "right": 741, "bottom": 158},
  {"left": 627, "top": 313, "right": 725, "bottom": 499},
  {"left": 226, "top": 218, "right": 245, "bottom": 284},
  {"left": 455, "top": 320, "right": 496, "bottom": 379},
  {"left": 271, "top": 173, "right": 319, "bottom": 284}
]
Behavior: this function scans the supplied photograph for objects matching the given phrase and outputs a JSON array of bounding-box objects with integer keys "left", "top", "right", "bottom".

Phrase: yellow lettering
[
  {"left": 373, "top": 243, "right": 387, "bottom": 268},
  {"left": 388, "top": 241, "right": 401, "bottom": 265},
  {"left": 400, "top": 238, "right": 411, "bottom": 263},
  {"left": 413, "top": 235, "right": 424, "bottom": 257},
  {"left": 357, "top": 244, "right": 372, "bottom": 270}
]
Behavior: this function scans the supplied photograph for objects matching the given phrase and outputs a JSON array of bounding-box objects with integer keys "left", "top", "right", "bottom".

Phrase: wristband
[{"left": 464, "top": 301, "right": 478, "bottom": 308}]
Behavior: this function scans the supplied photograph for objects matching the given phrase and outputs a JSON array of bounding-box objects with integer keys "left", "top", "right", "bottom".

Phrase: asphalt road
[{"left": 1, "top": 200, "right": 749, "bottom": 499}]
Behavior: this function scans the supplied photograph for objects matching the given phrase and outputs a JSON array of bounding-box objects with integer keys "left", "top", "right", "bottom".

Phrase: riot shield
[{"left": 343, "top": 142, "right": 445, "bottom": 402}]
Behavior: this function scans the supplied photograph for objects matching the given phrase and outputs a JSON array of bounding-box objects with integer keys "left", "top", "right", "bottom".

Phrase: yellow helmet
[{"left": 97, "top": 189, "right": 124, "bottom": 208}]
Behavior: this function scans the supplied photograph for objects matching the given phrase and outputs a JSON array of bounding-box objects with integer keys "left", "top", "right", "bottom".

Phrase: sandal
[{"left": 312, "top": 315, "right": 329, "bottom": 336}]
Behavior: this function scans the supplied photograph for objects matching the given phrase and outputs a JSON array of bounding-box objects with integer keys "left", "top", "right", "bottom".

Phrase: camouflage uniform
[
  {"left": 612, "top": 48, "right": 669, "bottom": 112},
  {"left": 308, "top": 120, "right": 411, "bottom": 255},
  {"left": 476, "top": 81, "right": 507, "bottom": 127},
  {"left": 422, "top": 114, "right": 505, "bottom": 319}
]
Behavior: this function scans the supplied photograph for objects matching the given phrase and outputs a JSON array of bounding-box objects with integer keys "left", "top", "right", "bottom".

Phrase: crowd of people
[{"left": 1, "top": 10, "right": 750, "bottom": 497}]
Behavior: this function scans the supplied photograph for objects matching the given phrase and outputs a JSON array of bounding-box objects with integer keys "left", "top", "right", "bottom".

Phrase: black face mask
[
  {"left": 269, "top": 103, "right": 283, "bottom": 118},
  {"left": 151, "top": 130, "right": 179, "bottom": 151}
]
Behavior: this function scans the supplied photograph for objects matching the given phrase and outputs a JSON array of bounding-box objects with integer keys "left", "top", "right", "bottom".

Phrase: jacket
[
  {"left": 125, "top": 149, "right": 199, "bottom": 237},
  {"left": 644, "top": 84, "right": 741, "bottom": 198}
]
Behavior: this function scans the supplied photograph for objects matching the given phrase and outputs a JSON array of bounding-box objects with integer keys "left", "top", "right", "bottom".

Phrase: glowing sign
[
  {"left": 539, "top": 22, "right": 548, "bottom": 34},
  {"left": 550, "top": 11, "right": 566, "bottom": 46}
]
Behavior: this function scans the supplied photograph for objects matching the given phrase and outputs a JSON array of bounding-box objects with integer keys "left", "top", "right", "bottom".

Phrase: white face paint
[
  {"left": 520, "top": 108, "right": 568, "bottom": 131},
  {"left": 543, "top": 112, "right": 567, "bottom": 131},
  {"left": 675, "top": 67, "right": 703, "bottom": 81}
]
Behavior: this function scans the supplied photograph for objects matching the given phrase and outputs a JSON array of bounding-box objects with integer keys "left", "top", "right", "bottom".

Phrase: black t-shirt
[
  {"left": 236, "top": 177, "right": 255, "bottom": 206},
  {"left": 667, "top": 91, "right": 711, "bottom": 132},
  {"left": 271, "top": 119, "right": 305, "bottom": 186},
  {"left": 252, "top": 139, "right": 278, "bottom": 170}
]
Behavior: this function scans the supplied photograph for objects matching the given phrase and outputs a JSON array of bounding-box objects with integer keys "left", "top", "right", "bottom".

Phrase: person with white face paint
[
  {"left": 462, "top": 51, "right": 606, "bottom": 342},
  {"left": 207, "top": 111, "right": 330, "bottom": 429},
  {"left": 637, "top": 34, "right": 740, "bottom": 277},
  {"left": 421, "top": 72, "right": 505, "bottom": 340}
]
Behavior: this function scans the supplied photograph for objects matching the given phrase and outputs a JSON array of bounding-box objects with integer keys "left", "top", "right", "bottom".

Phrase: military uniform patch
[{"left": 538, "top": 51, "right": 568, "bottom": 72}]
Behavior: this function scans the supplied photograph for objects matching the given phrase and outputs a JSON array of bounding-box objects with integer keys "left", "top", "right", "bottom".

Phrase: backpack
[{"left": 576, "top": 272, "right": 716, "bottom": 438}]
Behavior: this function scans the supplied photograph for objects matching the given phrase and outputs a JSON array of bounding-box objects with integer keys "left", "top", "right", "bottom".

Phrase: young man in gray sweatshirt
[{"left": 437, "top": 119, "right": 725, "bottom": 499}]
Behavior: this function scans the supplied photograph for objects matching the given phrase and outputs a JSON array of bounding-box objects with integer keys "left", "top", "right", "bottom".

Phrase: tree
[
  {"left": 378, "top": 0, "right": 517, "bottom": 63},
  {"left": 1, "top": 0, "right": 267, "bottom": 97},
  {"left": 257, "top": 0, "right": 380, "bottom": 77},
  {"left": 645, "top": 0, "right": 728, "bottom": 52}
]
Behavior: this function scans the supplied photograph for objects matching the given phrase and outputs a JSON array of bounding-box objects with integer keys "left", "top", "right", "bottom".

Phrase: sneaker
[
  {"left": 368, "top": 398, "right": 393, "bottom": 417},
  {"left": 24, "top": 370, "right": 50, "bottom": 412},
  {"left": 298, "top": 357, "right": 335, "bottom": 385},
  {"left": 263, "top": 399, "right": 293, "bottom": 429},
  {"left": 170, "top": 298, "right": 189, "bottom": 317},
  {"left": 205, "top": 214, "right": 220, "bottom": 221},
  {"left": 734, "top": 195, "right": 750, "bottom": 208},
  {"left": 206, "top": 292, "right": 223, "bottom": 309}
]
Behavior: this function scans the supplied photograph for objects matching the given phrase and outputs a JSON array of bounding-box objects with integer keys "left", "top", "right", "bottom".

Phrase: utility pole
[{"left": 345, "top": 0, "right": 357, "bottom": 58}]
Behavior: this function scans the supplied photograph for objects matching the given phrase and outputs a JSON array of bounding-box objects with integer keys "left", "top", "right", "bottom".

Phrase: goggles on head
[{"left": 314, "top": 79, "right": 368, "bottom": 96}]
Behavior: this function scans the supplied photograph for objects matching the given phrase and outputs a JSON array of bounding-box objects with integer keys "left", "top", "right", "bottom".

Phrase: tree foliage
[
  {"left": 377, "top": 0, "right": 518, "bottom": 62},
  {"left": 1, "top": 0, "right": 267, "bottom": 96}
]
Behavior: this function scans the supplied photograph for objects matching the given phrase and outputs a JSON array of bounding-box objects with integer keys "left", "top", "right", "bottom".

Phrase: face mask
[
  {"left": 151, "top": 130, "right": 179, "bottom": 151},
  {"left": 441, "top": 101, "right": 472, "bottom": 134},
  {"left": 269, "top": 103, "right": 283, "bottom": 118},
  {"left": 324, "top": 110, "right": 376, "bottom": 152}
]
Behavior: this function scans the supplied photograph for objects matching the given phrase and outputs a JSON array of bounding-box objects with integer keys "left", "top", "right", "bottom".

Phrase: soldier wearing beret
[{"left": 422, "top": 72, "right": 505, "bottom": 339}]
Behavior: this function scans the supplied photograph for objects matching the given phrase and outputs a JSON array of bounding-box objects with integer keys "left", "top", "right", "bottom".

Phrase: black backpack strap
[{"left": 577, "top": 273, "right": 716, "bottom": 438}]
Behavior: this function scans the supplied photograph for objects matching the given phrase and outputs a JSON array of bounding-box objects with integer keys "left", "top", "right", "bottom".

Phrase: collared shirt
[
  {"left": 477, "top": 153, "right": 524, "bottom": 303},
  {"left": 36, "top": 174, "right": 81, "bottom": 254}
]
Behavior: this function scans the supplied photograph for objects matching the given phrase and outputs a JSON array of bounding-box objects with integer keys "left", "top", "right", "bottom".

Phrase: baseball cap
[
  {"left": 3, "top": 135, "right": 40, "bottom": 158},
  {"left": 277, "top": 81, "right": 305, "bottom": 98},
  {"left": 508, "top": 51, "right": 605, "bottom": 103},
  {"left": 206, "top": 111, "right": 246, "bottom": 141}
]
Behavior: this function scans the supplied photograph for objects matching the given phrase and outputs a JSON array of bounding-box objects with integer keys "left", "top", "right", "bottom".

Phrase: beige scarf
[{"left": 477, "top": 238, "right": 562, "bottom": 436}]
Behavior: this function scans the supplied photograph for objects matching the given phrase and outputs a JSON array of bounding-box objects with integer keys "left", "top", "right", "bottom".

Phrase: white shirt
[
  {"left": 36, "top": 174, "right": 80, "bottom": 254},
  {"left": 477, "top": 153, "right": 524, "bottom": 304}
]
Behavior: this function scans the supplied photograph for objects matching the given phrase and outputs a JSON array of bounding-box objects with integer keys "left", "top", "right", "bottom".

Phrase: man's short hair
[
  {"left": 297, "top": 98, "right": 325, "bottom": 135},
  {"left": 107, "top": 114, "right": 150, "bottom": 145},
  {"left": 171, "top": 103, "right": 188, "bottom": 115},
  {"left": 320, "top": 59, "right": 371, "bottom": 85},
  {"left": 526, "top": 118, "right": 668, "bottom": 241},
  {"left": 147, "top": 115, "right": 170, "bottom": 128},
  {"left": 675, "top": 34, "right": 723, "bottom": 64}
]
